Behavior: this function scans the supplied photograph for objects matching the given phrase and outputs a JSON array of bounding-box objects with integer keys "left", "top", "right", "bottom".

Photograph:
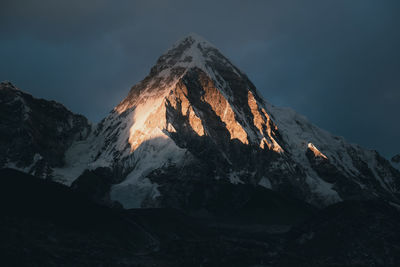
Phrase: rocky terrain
[
  {"left": 0, "top": 81, "right": 91, "bottom": 178},
  {"left": 1, "top": 168, "right": 400, "bottom": 266},
  {"left": 70, "top": 34, "right": 400, "bottom": 210},
  {"left": 1, "top": 35, "right": 399, "bottom": 212},
  {"left": 1, "top": 34, "right": 400, "bottom": 266}
]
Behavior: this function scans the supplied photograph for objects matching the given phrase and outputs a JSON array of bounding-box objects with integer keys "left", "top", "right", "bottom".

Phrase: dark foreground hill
[{"left": 1, "top": 168, "right": 400, "bottom": 266}]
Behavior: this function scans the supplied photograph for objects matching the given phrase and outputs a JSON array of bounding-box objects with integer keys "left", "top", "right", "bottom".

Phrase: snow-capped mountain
[
  {"left": 81, "top": 34, "right": 399, "bottom": 209},
  {"left": 1, "top": 34, "right": 399, "bottom": 211},
  {"left": 0, "top": 81, "right": 91, "bottom": 178}
]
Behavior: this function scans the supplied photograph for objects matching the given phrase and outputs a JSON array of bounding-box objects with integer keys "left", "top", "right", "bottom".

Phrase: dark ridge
[
  {"left": 0, "top": 168, "right": 156, "bottom": 266},
  {"left": 279, "top": 200, "right": 400, "bottom": 266}
]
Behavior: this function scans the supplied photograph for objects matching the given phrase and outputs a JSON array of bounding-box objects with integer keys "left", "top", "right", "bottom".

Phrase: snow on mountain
[
  {"left": 1, "top": 34, "right": 399, "bottom": 210},
  {"left": 78, "top": 33, "right": 399, "bottom": 209},
  {"left": 0, "top": 81, "right": 91, "bottom": 178}
]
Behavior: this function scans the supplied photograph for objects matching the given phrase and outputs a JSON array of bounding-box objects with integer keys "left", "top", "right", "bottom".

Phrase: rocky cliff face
[
  {"left": 1, "top": 34, "right": 399, "bottom": 212},
  {"left": 0, "top": 81, "right": 91, "bottom": 178},
  {"left": 76, "top": 34, "right": 399, "bottom": 209}
]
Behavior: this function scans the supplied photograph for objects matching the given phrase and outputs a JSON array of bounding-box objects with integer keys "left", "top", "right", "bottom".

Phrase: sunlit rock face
[
  {"left": 0, "top": 81, "right": 91, "bottom": 178},
  {"left": 3, "top": 34, "right": 398, "bottom": 211},
  {"left": 82, "top": 34, "right": 400, "bottom": 209},
  {"left": 92, "top": 34, "right": 300, "bottom": 208}
]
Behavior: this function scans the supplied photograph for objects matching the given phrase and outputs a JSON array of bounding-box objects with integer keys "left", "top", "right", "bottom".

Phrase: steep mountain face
[
  {"left": 77, "top": 34, "right": 399, "bottom": 209},
  {"left": 2, "top": 34, "right": 399, "bottom": 266},
  {"left": 1, "top": 35, "right": 399, "bottom": 212},
  {"left": 0, "top": 81, "right": 91, "bottom": 178}
]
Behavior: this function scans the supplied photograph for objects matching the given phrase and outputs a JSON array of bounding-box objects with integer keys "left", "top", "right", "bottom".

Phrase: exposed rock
[
  {"left": 0, "top": 81, "right": 91, "bottom": 178},
  {"left": 2, "top": 34, "right": 400, "bottom": 212},
  {"left": 87, "top": 34, "right": 400, "bottom": 209}
]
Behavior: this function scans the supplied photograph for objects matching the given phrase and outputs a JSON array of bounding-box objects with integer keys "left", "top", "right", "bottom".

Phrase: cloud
[{"left": 0, "top": 0, "right": 399, "bottom": 157}]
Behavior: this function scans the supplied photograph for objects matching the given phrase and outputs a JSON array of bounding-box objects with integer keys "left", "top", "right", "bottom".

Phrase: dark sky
[{"left": 1, "top": 0, "right": 399, "bottom": 158}]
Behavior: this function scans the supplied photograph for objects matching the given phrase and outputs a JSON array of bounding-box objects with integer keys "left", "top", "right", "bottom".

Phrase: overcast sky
[{"left": 1, "top": 0, "right": 399, "bottom": 158}]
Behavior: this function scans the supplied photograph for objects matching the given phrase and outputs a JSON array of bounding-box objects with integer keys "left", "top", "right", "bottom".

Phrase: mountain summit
[
  {"left": 93, "top": 34, "right": 293, "bottom": 208},
  {"left": 84, "top": 34, "right": 399, "bottom": 209},
  {"left": 1, "top": 35, "right": 399, "bottom": 212}
]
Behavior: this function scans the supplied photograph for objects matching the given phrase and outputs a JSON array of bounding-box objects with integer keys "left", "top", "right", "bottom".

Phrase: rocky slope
[
  {"left": 1, "top": 34, "right": 399, "bottom": 212},
  {"left": 2, "top": 168, "right": 399, "bottom": 267},
  {"left": 77, "top": 34, "right": 399, "bottom": 209},
  {"left": 0, "top": 81, "right": 91, "bottom": 178},
  {"left": 281, "top": 200, "right": 400, "bottom": 266}
]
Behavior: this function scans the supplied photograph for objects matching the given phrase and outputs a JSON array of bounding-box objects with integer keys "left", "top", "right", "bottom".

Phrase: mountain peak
[
  {"left": 0, "top": 81, "right": 19, "bottom": 91},
  {"left": 171, "top": 32, "right": 215, "bottom": 50},
  {"left": 150, "top": 33, "right": 229, "bottom": 78},
  {"left": 117, "top": 33, "right": 248, "bottom": 115},
  {"left": 3, "top": 36, "right": 400, "bottom": 214}
]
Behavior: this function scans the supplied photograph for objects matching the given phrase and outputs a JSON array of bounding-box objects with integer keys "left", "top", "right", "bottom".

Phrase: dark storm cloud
[{"left": 0, "top": 0, "right": 399, "bottom": 157}]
